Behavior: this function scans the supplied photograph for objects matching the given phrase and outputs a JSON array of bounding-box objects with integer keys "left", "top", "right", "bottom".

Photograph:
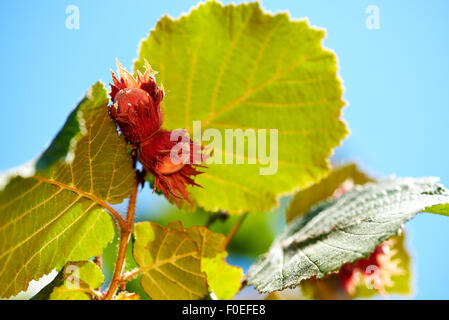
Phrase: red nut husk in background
[{"left": 338, "top": 239, "right": 403, "bottom": 295}]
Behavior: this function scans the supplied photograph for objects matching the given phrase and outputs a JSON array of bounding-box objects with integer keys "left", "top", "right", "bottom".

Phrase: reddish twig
[{"left": 104, "top": 175, "right": 139, "bottom": 300}]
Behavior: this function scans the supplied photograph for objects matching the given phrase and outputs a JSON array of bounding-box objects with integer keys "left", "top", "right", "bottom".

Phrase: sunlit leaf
[
  {"left": 135, "top": 1, "right": 347, "bottom": 214},
  {"left": 133, "top": 221, "right": 243, "bottom": 300},
  {"left": 202, "top": 252, "right": 243, "bottom": 300},
  {"left": 167, "top": 222, "right": 243, "bottom": 299},
  {"left": 426, "top": 203, "right": 449, "bottom": 217},
  {"left": 0, "top": 83, "right": 134, "bottom": 298},
  {"left": 132, "top": 222, "right": 208, "bottom": 300}
]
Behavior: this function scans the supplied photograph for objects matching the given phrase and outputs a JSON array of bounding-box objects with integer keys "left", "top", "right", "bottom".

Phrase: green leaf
[
  {"left": 49, "top": 261, "right": 104, "bottom": 300},
  {"left": 202, "top": 252, "right": 243, "bottom": 300},
  {"left": 133, "top": 222, "right": 209, "bottom": 300},
  {"left": 167, "top": 222, "right": 243, "bottom": 300},
  {"left": 133, "top": 222, "right": 243, "bottom": 300},
  {"left": 135, "top": 1, "right": 348, "bottom": 214},
  {"left": 0, "top": 83, "right": 135, "bottom": 298},
  {"left": 287, "top": 163, "right": 373, "bottom": 222},
  {"left": 426, "top": 203, "right": 449, "bottom": 217},
  {"left": 247, "top": 177, "right": 449, "bottom": 293}
]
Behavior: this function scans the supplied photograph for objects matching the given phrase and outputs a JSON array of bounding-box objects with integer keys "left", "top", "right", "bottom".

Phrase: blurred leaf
[
  {"left": 223, "top": 212, "right": 279, "bottom": 257},
  {"left": 247, "top": 177, "right": 449, "bottom": 293},
  {"left": 151, "top": 198, "right": 287, "bottom": 257},
  {"left": 49, "top": 261, "right": 104, "bottom": 300},
  {"left": 135, "top": 1, "right": 347, "bottom": 214},
  {"left": 286, "top": 163, "right": 373, "bottom": 222},
  {"left": 0, "top": 83, "right": 134, "bottom": 298},
  {"left": 124, "top": 275, "right": 152, "bottom": 300},
  {"left": 300, "top": 276, "right": 344, "bottom": 300},
  {"left": 132, "top": 222, "right": 208, "bottom": 299}
]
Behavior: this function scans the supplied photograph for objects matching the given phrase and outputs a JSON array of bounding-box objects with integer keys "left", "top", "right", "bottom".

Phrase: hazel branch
[{"left": 104, "top": 174, "right": 139, "bottom": 300}]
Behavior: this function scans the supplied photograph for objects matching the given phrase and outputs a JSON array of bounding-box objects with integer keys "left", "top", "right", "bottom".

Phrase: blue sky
[{"left": 1, "top": 0, "right": 448, "bottom": 299}]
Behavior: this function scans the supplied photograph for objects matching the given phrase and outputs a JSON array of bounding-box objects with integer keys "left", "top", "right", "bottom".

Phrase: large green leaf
[
  {"left": 135, "top": 1, "right": 347, "bottom": 214},
  {"left": 0, "top": 83, "right": 135, "bottom": 298},
  {"left": 247, "top": 177, "right": 449, "bottom": 293}
]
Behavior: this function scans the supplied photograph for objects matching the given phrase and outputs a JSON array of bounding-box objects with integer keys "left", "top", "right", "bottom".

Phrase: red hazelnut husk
[
  {"left": 139, "top": 129, "right": 205, "bottom": 203},
  {"left": 109, "top": 60, "right": 163, "bottom": 144},
  {"left": 109, "top": 60, "right": 205, "bottom": 204}
]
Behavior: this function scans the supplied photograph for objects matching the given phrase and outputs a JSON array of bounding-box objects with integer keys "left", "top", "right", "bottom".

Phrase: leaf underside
[
  {"left": 247, "top": 177, "right": 449, "bottom": 293},
  {"left": 0, "top": 83, "right": 134, "bottom": 298},
  {"left": 135, "top": 1, "right": 348, "bottom": 214}
]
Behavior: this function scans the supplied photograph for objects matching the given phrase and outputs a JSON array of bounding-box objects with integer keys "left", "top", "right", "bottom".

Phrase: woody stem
[{"left": 104, "top": 174, "right": 139, "bottom": 300}]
